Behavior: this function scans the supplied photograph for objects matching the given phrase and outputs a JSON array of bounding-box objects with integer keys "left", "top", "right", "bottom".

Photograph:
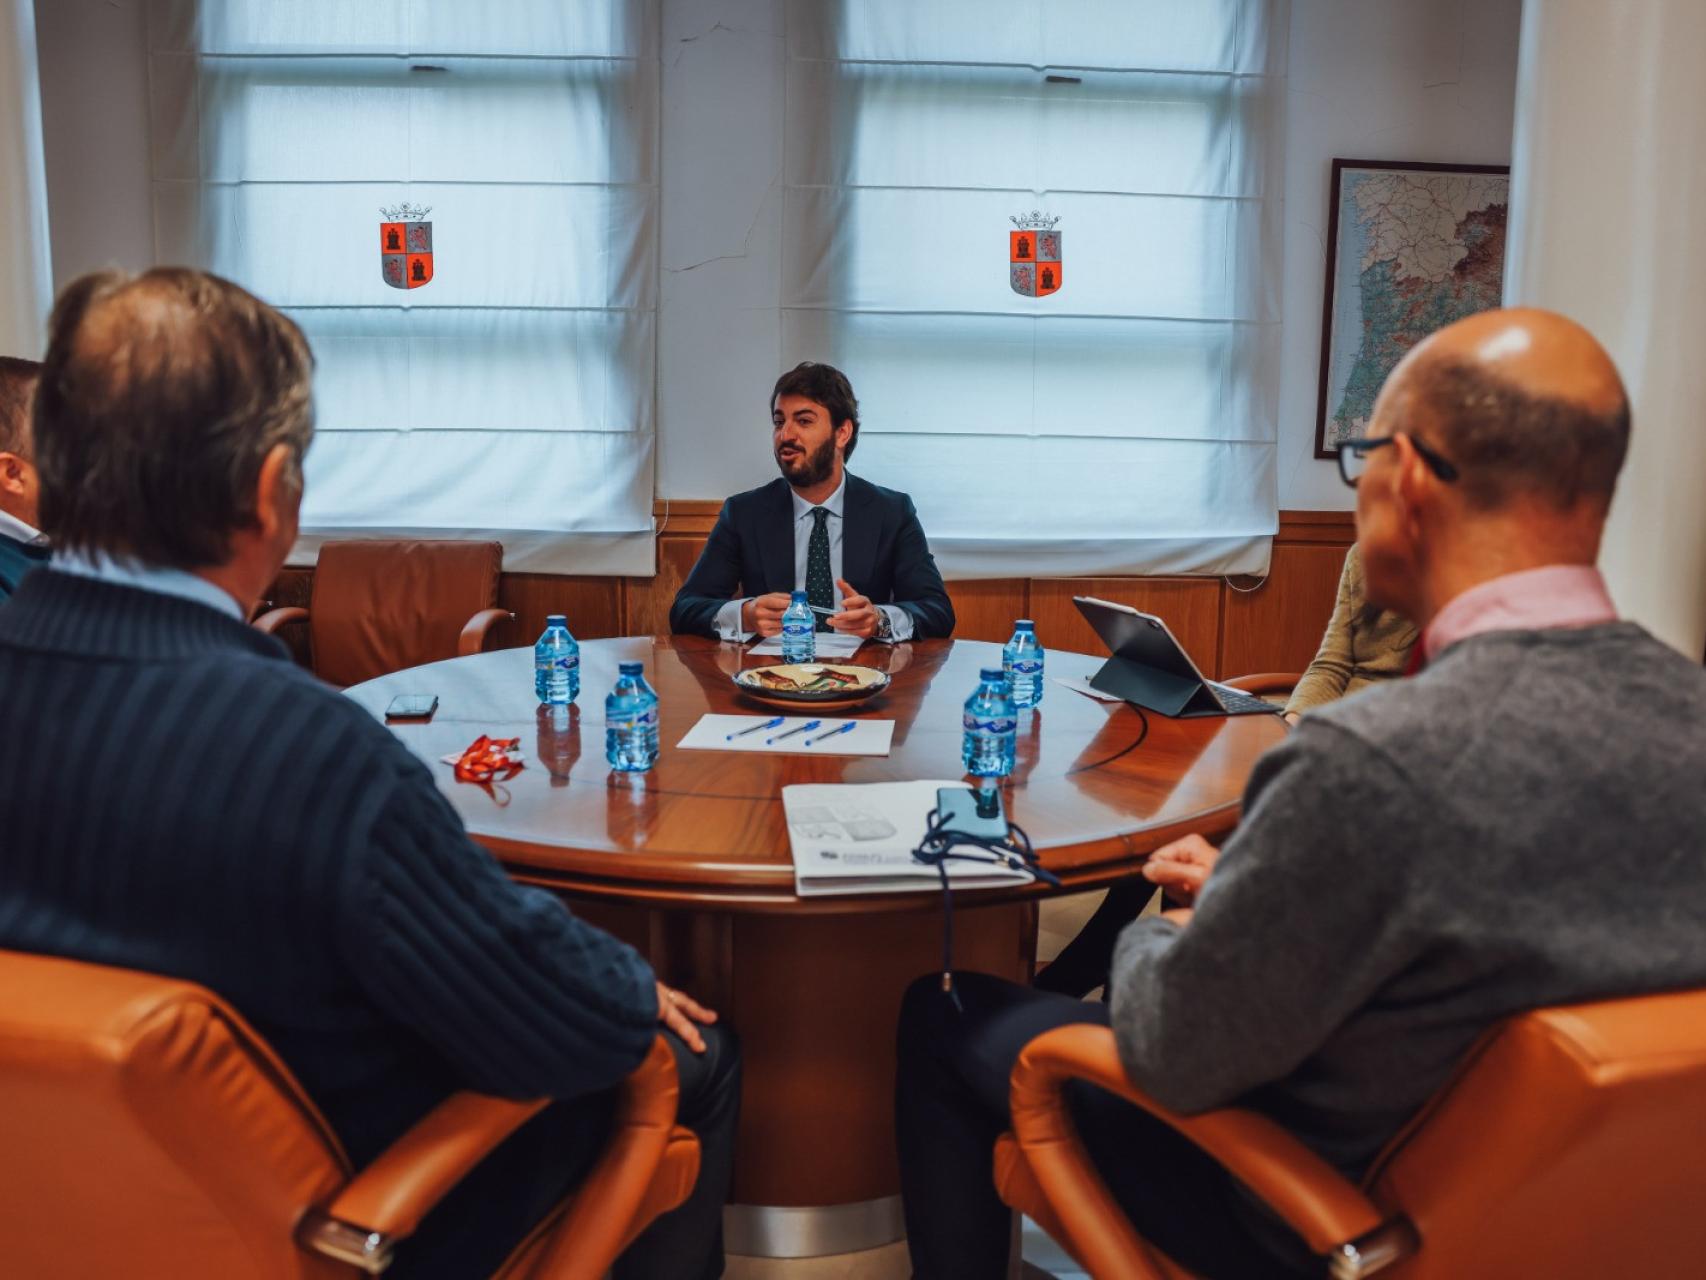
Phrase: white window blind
[
  {"left": 145, "top": 0, "right": 659, "bottom": 574},
  {"left": 783, "top": 0, "right": 1287, "bottom": 578}
]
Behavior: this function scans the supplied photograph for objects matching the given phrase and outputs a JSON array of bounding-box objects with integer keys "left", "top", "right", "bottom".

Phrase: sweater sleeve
[
  {"left": 1106, "top": 720, "right": 1420, "bottom": 1112},
  {"left": 341, "top": 763, "right": 659, "bottom": 1100},
  {"left": 1285, "top": 547, "right": 1361, "bottom": 716}
]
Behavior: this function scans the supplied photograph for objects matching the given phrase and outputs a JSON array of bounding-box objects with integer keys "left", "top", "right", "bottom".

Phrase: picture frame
[{"left": 1314, "top": 159, "right": 1511, "bottom": 458}]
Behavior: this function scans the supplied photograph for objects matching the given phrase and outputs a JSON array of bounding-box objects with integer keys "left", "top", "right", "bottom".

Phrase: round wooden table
[{"left": 346, "top": 636, "right": 1285, "bottom": 1258}]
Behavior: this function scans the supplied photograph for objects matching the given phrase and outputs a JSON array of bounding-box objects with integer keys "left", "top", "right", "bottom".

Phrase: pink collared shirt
[{"left": 1422, "top": 564, "right": 1618, "bottom": 661}]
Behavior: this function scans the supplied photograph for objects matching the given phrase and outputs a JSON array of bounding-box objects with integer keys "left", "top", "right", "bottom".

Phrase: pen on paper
[
  {"left": 727, "top": 716, "right": 785, "bottom": 741},
  {"left": 767, "top": 719, "right": 821, "bottom": 745},
  {"left": 805, "top": 721, "right": 857, "bottom": 746}
]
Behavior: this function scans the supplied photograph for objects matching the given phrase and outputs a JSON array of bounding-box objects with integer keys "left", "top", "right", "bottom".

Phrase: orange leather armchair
[
  {"left": 0, "top": 950, "right": 699, "bottom": 1278},
  {"left": 996, "top": 989, "right": 1706, "bottom": 1278},
  {"left": 255, "top": 539, "right": 512, "bottom": 687}
]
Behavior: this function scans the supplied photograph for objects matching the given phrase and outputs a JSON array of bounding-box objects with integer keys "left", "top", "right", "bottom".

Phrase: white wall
[
  {"left": 35, "top": 0, "right": 1524, "bottom": 513},
  {"left": 0, "top": 0, "right": 52, "bottom": 357},
  {"left": 1277, "top": 0, "right": 1522, "bottom": 510}
]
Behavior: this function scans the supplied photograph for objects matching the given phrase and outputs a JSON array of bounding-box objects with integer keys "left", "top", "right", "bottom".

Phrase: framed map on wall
[{"left": 1314, "top": 159, "right": 1510, "bottom": 457}]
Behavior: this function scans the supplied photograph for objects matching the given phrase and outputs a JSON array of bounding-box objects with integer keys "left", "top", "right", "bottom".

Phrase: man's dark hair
[
  {"left": 771, "top": 361, "right": 860, "bottom": 460},
  {"left": 34, "top": 268, "right": 315, "bottom": 568},
  {"left": 0, "top": 356, "right": 41, "bottom": 457},
  {"left": 1418, "top": 358, "right": 1630, "bottom": 511}
]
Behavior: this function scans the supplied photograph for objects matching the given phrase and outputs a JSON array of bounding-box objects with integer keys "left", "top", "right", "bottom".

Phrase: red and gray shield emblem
[
  {"left": 380, "top": 219, "right": 433, "bottom": 289},
  {"left": 1009, "top": 215, "right": 1062, "bottom": 297}
]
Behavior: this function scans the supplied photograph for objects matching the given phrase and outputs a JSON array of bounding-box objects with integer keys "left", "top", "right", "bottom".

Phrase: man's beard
[{"left": 776, "top": 436, "right": 836, "bottom": 488}]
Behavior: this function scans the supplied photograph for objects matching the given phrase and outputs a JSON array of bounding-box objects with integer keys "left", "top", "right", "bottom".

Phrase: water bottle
[
  {"left": 1002, "top": 619, "right": 1045, "bottom": 708},
  {"left": 534, "top": 614, "right": 580, "bottom": 705},
  {"left": 780, "top": 590, "right": 815, "bottom": 663},
  {"left": 605, "top": 660, "right": 660, "bottom": 773},
  {"left": 962, "top": 666, "right": 1018, "bottom": 778}
]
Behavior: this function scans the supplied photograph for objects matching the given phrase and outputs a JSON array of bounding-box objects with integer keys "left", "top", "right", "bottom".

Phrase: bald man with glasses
[{"left": 895, "top": 309, "right": 1706, "bottom": 1278}]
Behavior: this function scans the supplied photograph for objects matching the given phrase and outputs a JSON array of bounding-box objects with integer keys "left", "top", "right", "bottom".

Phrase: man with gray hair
[
  {"left": 895, "top": 308, "right": 1706, "bottom": 1277},
  {"left": 0, "top": 355, "right": 46, "bottom": 602},
  {"left": 0, "top": 268, "right": 738, "bottom": 1279}
]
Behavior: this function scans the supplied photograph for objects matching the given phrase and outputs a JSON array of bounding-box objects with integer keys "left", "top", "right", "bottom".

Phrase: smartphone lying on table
[{"left": 384, "top": 693, "right": 439, "bottom": 721}]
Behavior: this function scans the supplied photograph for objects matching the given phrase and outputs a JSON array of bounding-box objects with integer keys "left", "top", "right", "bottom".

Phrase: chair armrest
[
  {"left": 253, "top": 606, "right": 310, "bottom": 635},
  {"left": 526, "top": 1033, "right": 696, "bottom": 1276},
  {"left": 1219, "top": 671, "right": 1305, "bottom": 696},
  {"left": 1009, "top": 1025, "right": 1402, "bottom": 1270},
  {"left": 297, "top": 1092, "right": 549, "bottom": 1272},
  {"left": 296, "top": 1035, "right": 687, "bottom": 1277},
  {"left": 458, "top": 607, "right": 514, "bottom": 657}
]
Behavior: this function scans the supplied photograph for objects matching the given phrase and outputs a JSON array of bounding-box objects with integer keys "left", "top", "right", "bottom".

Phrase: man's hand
[
  {"left": 1141, "top": 833, "right": 1220, "bottom": 907},
  {"left": 1283, "top": 711, "right": 1301, "bottom": 727},
  {"left": 827, "top": 578, "right": 881, "bottom": 639},
  {"left": 741, "top": 592, "right": 792, "bottom": 638},
  {"left": 1159, "top": 907, "right": 1195, "bottom": 929},
  {"left": 656, "top": 981, "right": 718, "bottom": 1053}
]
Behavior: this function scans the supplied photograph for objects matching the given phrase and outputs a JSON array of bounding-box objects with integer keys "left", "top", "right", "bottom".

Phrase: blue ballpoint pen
[
  {"left": 804, "top": 721, "right": 857, "bottom": 746},
  {"left": 766, "top": 719, "right": 821, "bottom": 745},
  {"left": 728, "top": 716, "right": 785, "bottom": 741}
]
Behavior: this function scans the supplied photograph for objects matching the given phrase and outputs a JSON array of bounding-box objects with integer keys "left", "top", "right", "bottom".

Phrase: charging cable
[{"left": 911, "top": 804, "right": 1060, "bottom": 1011}]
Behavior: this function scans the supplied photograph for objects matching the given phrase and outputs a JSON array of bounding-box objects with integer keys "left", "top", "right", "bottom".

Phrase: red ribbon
[{"left": 454, "top": 735, "right": 524, "bottom": 785}]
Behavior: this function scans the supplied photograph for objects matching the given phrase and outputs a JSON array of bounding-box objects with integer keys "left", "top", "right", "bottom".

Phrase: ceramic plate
[{"left": 731, "top": 663, "right": 891, "bottom": 708}]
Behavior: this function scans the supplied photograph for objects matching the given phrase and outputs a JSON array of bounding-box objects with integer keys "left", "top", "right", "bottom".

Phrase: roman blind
[
  {"left": 146, "top": 0, "right": 659, "bottom": 573},
  {"left": 783, "top": 0, "right": 1287, "bottom": 577}
]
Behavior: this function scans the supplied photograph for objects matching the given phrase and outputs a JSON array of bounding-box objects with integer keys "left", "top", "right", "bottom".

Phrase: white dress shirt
[
  {"left": 0, "top": 508, "right": 44, "bottom": 546},
  {"left": 52, "top": 550, "right": 247, "bottom": 622},
  {"left": 713, "top": 474, "right": 915, "bottom": 643}
]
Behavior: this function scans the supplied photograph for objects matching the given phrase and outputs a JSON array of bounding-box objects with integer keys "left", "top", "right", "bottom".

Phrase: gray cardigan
[{"left": 1111, "top": 622, "right": 1706, "bottom": 1177}]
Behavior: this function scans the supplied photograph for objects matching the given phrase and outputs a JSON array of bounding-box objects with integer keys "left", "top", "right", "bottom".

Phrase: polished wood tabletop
[{"left": 346, "top": 636, "right": 1286, "bottom": 909}]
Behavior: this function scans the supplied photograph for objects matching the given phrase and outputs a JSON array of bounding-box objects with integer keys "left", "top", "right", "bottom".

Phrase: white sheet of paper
[
  {"left": 784, "top": 780, "right": 1034, "bottom": 896},
  {"left": 676, "top": 714, "right": 895, "bottom": 757},
  {"left": 747, "top": 632, "right": 866, "bottom": 658},
  {"left": 1052, "top": 674, "right": 1124, "bottom": 702}
]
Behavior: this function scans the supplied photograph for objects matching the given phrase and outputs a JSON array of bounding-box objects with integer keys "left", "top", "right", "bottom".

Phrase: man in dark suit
[
  {"left": 669, "top": 361, "right": 954, "bottom": 641},
  {"left": 0, "top": 357, "right": 47, "bottom": 602},
  {"left": 0, "top": 268, "right": 738, "bottom": 1280}
]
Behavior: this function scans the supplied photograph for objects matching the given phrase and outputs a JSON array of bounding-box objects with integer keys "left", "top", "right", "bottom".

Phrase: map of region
[{"left": 1323, "top": 169, "right": 1508, "bottom": 449}]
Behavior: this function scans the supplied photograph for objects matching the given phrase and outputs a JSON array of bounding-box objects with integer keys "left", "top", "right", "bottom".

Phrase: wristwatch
[{"left": 874, "top": 609, "right": 894, "bottom": 642}]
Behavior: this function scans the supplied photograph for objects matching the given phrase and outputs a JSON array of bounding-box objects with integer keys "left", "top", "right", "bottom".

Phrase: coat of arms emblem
[
  {"left": 380, "top": 202, "right": 434, "bottom": 290},
  {"left": 1009, "top": 211, "right": 1062, "bottom": 298}
]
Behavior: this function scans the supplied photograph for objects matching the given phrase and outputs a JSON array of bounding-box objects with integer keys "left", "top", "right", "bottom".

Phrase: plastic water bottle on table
[
  {"left": 534, "top": 614, "right": 580, "bottom": 705},
  {"left": 962, "top": 666, "right": 1018, "bottom": 778},
  {"left": 605, "top": 661, "right": 660, "bottom": 773},
  {"left": 1002, "top": 619, "right": 1044, "bottom": 708}
]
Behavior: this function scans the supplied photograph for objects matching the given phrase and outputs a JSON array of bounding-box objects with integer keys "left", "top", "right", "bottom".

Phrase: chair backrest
[
  {"left": 0, "top": 950, "right": 353, "bottom": 1280},
  {"left": 310, "top": 539, "right": 503, "bottom": 687},
  {"left": 1367, "top": 988, "right": 1706, "bottom": 1278}
]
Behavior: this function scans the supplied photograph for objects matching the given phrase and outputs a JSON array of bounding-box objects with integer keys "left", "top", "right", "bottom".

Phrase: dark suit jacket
[{"left": 669, "top": 473, "right": 955, "bottom": 640}]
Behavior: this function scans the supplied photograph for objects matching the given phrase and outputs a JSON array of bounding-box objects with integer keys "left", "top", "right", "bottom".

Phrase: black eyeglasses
[{"left": 1337, "top": 433, "right": 1460, "bottom": 487}]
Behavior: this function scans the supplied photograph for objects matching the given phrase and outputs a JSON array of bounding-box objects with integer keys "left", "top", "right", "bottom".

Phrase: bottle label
[
  {"left": 964, "top": 714, "right": 1017, "bottom": 734},
  {"left": 608, "top": 708, "right": 658, "bottom": 730},
  {"left": 553, "top": 654, "right": 579, "bottom": 671},
  {"left": 1008, "top": 659, "right": 1042, "bottom": 675}
]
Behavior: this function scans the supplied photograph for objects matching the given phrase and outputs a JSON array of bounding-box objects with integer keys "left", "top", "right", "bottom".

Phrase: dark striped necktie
[{"left": 806, "top": 507, "right": 835, "bottom": 630}]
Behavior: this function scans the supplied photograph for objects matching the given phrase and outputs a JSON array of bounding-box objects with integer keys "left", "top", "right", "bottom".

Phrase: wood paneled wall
[{"left": 269, "top": 506, "right": 1356, "bottom": 681}]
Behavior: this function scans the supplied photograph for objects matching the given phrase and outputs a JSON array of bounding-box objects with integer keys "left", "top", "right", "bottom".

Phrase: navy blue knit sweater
[{"left": 0, "top": 570, "right": 658, "bottom": 1167}]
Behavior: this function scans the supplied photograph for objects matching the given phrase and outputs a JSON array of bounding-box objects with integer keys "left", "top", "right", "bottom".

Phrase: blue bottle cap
[
  {"left": 981, "top": 667, "right": 1007, "bottom": 682},
  {"left": 791, "top": 590, "right": 808, "bottom": 602},
  {"left": 1014, "top": 619, "right": 1034, "bottom": 630},
  {"left": 619, "top": 661, "right": 644, "bottom": 676},
  {"left": 546, "top": 614, "right": 567, "bottom": 627}
]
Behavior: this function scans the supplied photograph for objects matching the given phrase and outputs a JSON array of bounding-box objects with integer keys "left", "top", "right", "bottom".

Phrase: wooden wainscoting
[{"left": 268, "top": 506, "right": 1355, "bottom": 680}]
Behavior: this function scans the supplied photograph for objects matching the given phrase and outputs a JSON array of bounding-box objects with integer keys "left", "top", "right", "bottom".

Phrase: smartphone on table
[{"left": 384, "top": 693, "right": 438, "bottom": 721}]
